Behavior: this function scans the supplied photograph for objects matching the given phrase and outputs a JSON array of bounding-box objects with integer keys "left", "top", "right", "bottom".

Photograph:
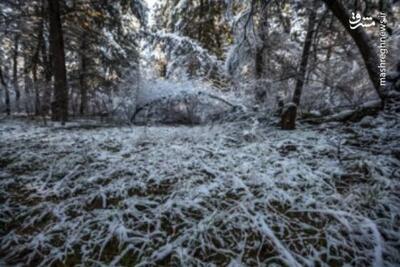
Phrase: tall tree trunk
[
  {"left": 255, "top": 3, "right": 269, "bottom": 79},
  {"left": 13, "top": 35, "right": 20, "bottom": 112},
  {"left": 322, "top": 0, "right": 384, "bottom": 104},
  {"left": 281, "top": 5, "right": 317, "bottom": 130},
  {"left": 79, "top": 34, "right": 88, "bottom": 115},
  {"left": 41, "top": 22, "right": 52, "bottom": 115},
  {"left": 33, "top": 19, "right": 43, "bottom": 116},
  {"left": 0, "top": 66, "right": 10, "bottom": 115},
  {"left": 254, "top": 2, "right": 269, "bottom": 104},
  {"left": 323, "top": 18, "right": 334, "bottom": 85},
  {"left": 325, "top": 43, "right": 334, "bottom": 104},
  {"left": 23, "top": 59, "right": 32, "bottom": 115},
  {"left": 254, "top": 46, "right": 265, "bottom": 80},
  {"left": 32, "top": 65, "right": 40, "bottom": 116},
  {"left": 48, "top": 0, "right": 68, "bottom": 123},
  {"left": 198, "top": 0, "right": 204, "bottom": 42},
  {"left": 292, "top": 7, "right": 317, "bottom": 106}
]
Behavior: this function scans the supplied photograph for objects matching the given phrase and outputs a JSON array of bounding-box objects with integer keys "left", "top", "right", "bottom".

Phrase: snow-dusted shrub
[{"left": 132, "top": 79, "right": 238, "bottom": 125}]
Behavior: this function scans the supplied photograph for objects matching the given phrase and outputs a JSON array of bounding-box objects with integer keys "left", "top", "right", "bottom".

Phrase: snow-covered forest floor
[{"left": 1, "top": 112, "right": 400, "bottom": 266}]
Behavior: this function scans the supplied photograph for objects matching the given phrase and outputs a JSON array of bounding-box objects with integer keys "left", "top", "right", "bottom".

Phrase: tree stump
[{"left": 281, "top": 103, "right": 297, "bottom": 130}]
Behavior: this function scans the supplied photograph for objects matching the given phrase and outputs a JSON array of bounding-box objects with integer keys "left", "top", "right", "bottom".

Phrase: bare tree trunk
[
  {"left": 325, "top": 43, "right": 334, "bottom": 104},
  {"left": 23, "top": 59, "right": 32, "bottom": 115},
  {"left": 0, "top": 66, "right": 10, "bottom": 115},
  {"left": 33, "top": 19, "right": 43, "bottom": 116},
  {"left": 79, "top": 34, "right": 88, "bottom": 115},
  {"left": 254, "top": 47, "right": 265, "bottom": 80},
  {"left": 322, "top": 0, "right": 384, "bottom": 104},
  {"left": 13, "top": 35, "right": 20, "bottom": 112},
  {"left": 48, "top": 0, "right": 68, "bottom": 123},
  {"left": 323, "top": 17, "right": 334, "bottom": 85},
  {"left": 198, "top": 0, "right": 204, "bottom": 42},
  {"left": 292, "top": 7, "right": 317, "bottom": 106},
  {"left": 41, "top": 23, "right": 52, "bottom": 115},
  {"left": 255, "top": 3, "right": 269, "bottom": 80},
  {"left": 281, "top": 5, "right": 317, "bottom": 130},
  {"left": 32, "top": 65, "right": 40, "bottom": 116},
  {"left": 254, "top": 2, "right": 269, "bottom": 104}
]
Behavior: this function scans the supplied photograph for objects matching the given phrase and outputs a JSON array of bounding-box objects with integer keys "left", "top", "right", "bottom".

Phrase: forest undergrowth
[{"left": 0, "top": 111, "right": 399, "bottom": 266}]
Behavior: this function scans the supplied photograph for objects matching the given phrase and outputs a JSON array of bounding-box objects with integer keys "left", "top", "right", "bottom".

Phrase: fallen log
[{"left": 302, "top": 100, "right": 381, "bottom": 124}]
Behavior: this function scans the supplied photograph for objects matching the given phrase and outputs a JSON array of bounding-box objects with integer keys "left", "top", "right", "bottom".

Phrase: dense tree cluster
[
  {"left": 0, "top": 0, "right": 146, "bottom": 123},
  {"left": 0, "top": 0, "right": 399, "bottom": 127},
  {"left": 152, "top": 0, "right": 399, "bottom": 127}
]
